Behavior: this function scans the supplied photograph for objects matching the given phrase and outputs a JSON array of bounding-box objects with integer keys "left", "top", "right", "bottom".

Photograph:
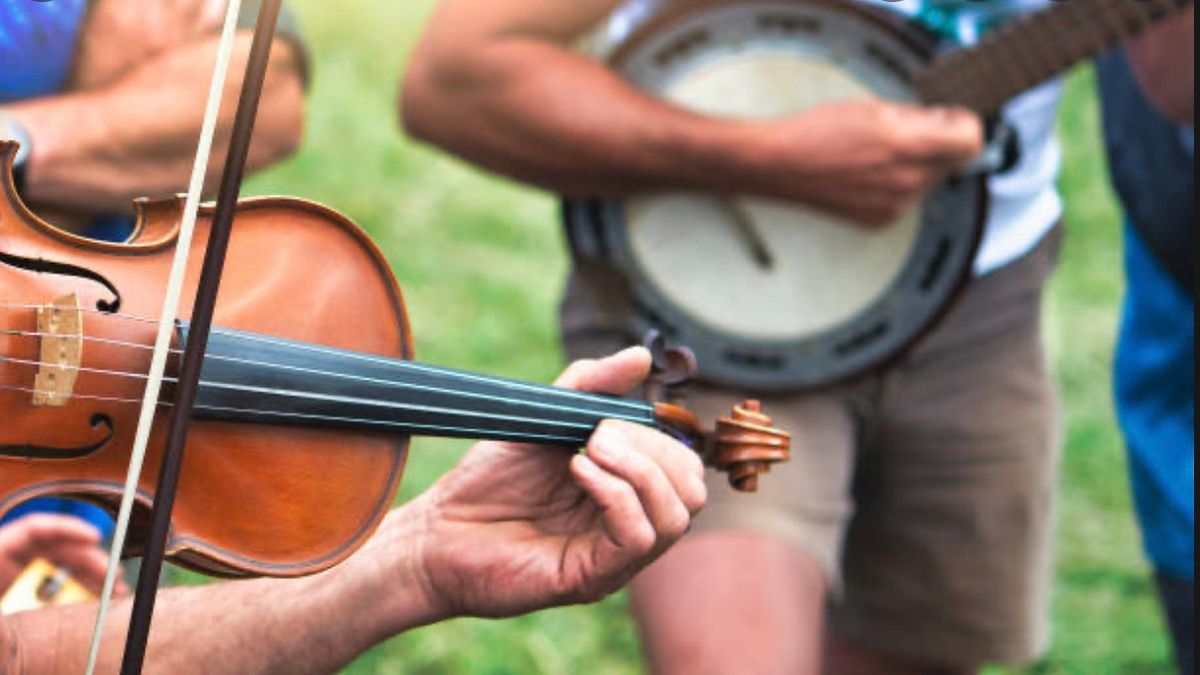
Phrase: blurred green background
[{"left": 237, "top": 1, "right": 1173, "bottom": 672}]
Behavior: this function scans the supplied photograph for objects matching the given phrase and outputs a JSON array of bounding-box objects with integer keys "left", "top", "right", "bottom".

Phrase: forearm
[
  {"left": 7, "top": 509, "right": 440, "bottom": 675},
  {"left": 1126, "top": 5, "right": 1194, "bottom": 125},
  {"left": 5, "top": 35, "right": 303, "bottom": 214},
  {"left": 402, "top": 39, "right": 767, "bottom": 197}
]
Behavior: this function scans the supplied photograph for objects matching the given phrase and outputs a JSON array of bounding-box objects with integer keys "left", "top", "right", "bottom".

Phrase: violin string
[
  {"left": 0, "top": 302, "right": 162, "bottom": 325},
  {"left": 0, "top": 329, "right": 169, "bottom": 352},
  {"left": 0, "top": 381, "right": 645, "bottom": 439},
  {"left": 0, "top": 382, "right": 147, "bottom": 405},
  {"left": 0, "top": 378, "right": 595, "bottom": 442},
  {"left": 176, "top": 404, "right": 594, "bottom": 444},
  {"left": 0, "top": 327, "right": 649, "bottom": 413},
  {"left": 195, "top": 380, "right": 651, "bottom": 428},
  {"left": 0, "top": 355, "right": 179, "bottom": 383},
  {"left": 203, "top": 326, "right": 650, "bottom": 412},
  {"left": 0, "top": 360, "right": 652, "bottom": 422},
  {"left": 0, "top": 351, "right": 653, "bottom": 423}
]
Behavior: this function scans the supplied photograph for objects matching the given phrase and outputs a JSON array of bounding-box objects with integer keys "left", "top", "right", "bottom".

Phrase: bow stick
[{"left": 81, "top": 1, "right": 284, "bottom": 672}]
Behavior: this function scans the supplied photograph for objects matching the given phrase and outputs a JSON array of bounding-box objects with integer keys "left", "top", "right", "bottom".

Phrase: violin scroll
[
  {"left": 642, "top": 331, "right": 791, "bottom": 492},
  {"left": 709, "top": 400, "right": 790, "bottom": 492},
  {"left": 650, "top": 398, "right": 791, "bottom": 493}
]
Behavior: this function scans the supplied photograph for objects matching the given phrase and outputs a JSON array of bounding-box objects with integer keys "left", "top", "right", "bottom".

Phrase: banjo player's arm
[
  {"left": 402, "top": 0, "right": 983, "bottom": 226},
  {"left": 1125, "top": 5, "right": 1193, "bottom": 125}
]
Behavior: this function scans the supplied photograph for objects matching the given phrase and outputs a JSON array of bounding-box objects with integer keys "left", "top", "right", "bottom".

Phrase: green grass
[{"left": 236, "top": 2, "right": 1175, "bottom": 672}]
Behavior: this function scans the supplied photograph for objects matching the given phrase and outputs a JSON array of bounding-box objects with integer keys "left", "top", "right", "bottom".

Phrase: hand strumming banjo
[{"left": 564, "top": 0, "right": 1189, "bottom": 391}]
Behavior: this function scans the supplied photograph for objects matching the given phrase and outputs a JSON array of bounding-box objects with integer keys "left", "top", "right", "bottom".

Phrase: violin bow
[{"left": 82, "top": 1, "right": 284, "bottom": 672}]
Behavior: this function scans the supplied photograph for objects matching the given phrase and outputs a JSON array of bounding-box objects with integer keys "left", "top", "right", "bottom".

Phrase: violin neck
[{"left": 184, "top": 325, "right": 659, "bottom": 446}]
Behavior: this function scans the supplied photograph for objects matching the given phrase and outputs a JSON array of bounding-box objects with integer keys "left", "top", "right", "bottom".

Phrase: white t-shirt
[{"left": 598, "top": 0, "right": 1064, "bottom": 276}]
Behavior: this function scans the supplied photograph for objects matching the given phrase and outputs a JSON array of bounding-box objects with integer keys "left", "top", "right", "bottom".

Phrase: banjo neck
[{"left": 914, "top": 0, "right": 1191, "bottom": 115}]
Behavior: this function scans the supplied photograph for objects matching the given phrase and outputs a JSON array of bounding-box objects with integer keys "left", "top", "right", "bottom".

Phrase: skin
[
  {"left": 400, "top": 1, "right": 983, "bottom": 673},
  {"left": 1125, "top": 5, "right": 1194, "bottom": 126},
  {"left": 400, "top": 0, "right": 984, "bottom": 228},
  {"left": 0, "top": 347, "right": 708, "bottom": 675},
  {"left": 0, "top": 515, "right": 127, "bottom": 598},
  {"left": 0, "top": 0, "right": 305, "bottom": 232}
]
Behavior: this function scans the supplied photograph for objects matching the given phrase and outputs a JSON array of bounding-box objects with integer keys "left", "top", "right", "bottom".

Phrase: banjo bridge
[{"left": 31, "top": 293, "right": 83, "bottom": 407}]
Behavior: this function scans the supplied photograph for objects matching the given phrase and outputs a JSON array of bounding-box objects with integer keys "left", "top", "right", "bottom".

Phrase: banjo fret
[{"left": 919, "top": 0, "right": 1189, "bottom": 113}]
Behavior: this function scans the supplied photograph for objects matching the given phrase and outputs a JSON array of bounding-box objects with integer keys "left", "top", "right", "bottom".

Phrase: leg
[
  {"left": 828, "top": 234, "right": 1061, "bottom": 671},
  {"left": 628, "top": 384, "right": 859, "bottom": 675},
  {"left": 824, "top": 633, "right": 975, "bottom": 675},
  {"left": 559, "top": 270, "right": 856, "bottom": 674},
  {"left": 632, "top": 532, "right": 826, "bottom": 675}
]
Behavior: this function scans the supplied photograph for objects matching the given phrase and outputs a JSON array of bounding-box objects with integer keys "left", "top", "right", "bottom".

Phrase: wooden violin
[{"left": 0, "top": 141, "right": 790, "bottom": 579}]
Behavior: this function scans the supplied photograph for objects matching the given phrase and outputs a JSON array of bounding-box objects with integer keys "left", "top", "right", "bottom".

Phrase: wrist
[{"left": 348, "top": 497, "right": 449, "bottom": 637}]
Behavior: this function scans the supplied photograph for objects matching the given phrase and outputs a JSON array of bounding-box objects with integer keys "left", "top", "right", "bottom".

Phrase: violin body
[
  {"left": 1, "top": 144, "right": 411, "bottom": 576},
  {"left": 0, "top": 142, "right": 789, "bottom": 578}
]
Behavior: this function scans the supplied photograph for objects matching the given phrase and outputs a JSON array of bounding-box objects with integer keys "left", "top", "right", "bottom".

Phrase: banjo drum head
[{"left": 564, "top": 0, "right": 985, "bottom": 392}]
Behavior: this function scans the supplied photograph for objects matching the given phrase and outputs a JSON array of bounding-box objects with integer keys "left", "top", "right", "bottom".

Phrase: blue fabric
[
  {"left": 0, "top": 498, "right": 114, "bottom": 540},
  {"left": 0, "top": 0, "right": 88, "bottom": 102},
  {"left": 1096, "top": 50, "right": 1195, "bottom": 583},
  {"left": 84, "top": 211, "right": 136, "bottom": 242},
  {"left": 1097, "top": 50, "right": 1195, "bottom": 293},
  {"left": 1114, "top": 225, "right": 1195, "bottom": 581}
]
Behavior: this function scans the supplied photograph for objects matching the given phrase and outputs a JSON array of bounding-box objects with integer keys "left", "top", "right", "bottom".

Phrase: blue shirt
[
  {"left": 1097, "top": 50, "right": 1195, "bottom": 582},
  {"left": 0, "top": 0, "right": 87, "bottom": 102}
]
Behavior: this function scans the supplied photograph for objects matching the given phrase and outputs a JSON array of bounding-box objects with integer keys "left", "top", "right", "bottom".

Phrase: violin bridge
[{"left": 32, "top": 293, "right": 83, "bottom": 407}]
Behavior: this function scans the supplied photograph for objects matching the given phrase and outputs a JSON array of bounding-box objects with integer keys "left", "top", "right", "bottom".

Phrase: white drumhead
[{"left": 627, "top": 52, "right": 920, "bottom": 340}]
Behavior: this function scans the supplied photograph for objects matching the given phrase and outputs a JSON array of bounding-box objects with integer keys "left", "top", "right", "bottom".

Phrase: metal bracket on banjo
[{"left": 960, "top": 120, "right": 1020, "bottom": 178}]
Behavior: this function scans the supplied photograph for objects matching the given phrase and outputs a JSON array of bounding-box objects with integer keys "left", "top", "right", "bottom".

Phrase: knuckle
[
  {"left": 629, "top": 522, "right": 658, "bottom": 555},
  {"left": 663, "top": 504, "right": 691, "bottom": 540},
  {"left": 687, "top": 449, "right": 706, "bottom": 481},
  {"left": 684, "top": 480, "right": 708, "bottom": 514}
]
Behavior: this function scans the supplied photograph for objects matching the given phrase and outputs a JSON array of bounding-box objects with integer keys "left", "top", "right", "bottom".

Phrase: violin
[{"left": 0, "top": 141, "right": 790, "bottom": 579}]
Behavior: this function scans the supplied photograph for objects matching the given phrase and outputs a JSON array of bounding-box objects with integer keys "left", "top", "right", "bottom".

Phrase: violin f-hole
[
  {"left": 0, "top": 412, "right": 115, "bottom": 460},
  {"left": 0, "top": 250, "right": 123, "bottom": 313}
]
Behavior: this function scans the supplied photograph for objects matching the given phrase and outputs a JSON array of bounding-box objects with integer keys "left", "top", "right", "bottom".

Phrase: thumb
[
  {"left": 907, "top": 106, "right": 985, "bottom": 165},
  {"left": 554, "top": 346, "right": 652, "bottom": 396}
]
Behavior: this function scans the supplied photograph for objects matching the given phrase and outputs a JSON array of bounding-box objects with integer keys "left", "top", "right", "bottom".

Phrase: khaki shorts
[{"left": 562, "top": 231, "right": 1062, "bottom": 668}]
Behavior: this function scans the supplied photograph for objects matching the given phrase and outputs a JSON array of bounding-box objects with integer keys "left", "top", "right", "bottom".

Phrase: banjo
[{"left": 564, "top": 0, "right": 1188, "bottom": 391}]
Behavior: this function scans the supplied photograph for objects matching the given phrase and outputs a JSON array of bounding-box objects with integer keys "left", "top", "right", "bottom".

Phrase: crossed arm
[
  {"left": 1, "top": 0, "right": 304, "bottom": 220},
  {"left": 1, "top": 348, "right": 707, "bottom": 675}
]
